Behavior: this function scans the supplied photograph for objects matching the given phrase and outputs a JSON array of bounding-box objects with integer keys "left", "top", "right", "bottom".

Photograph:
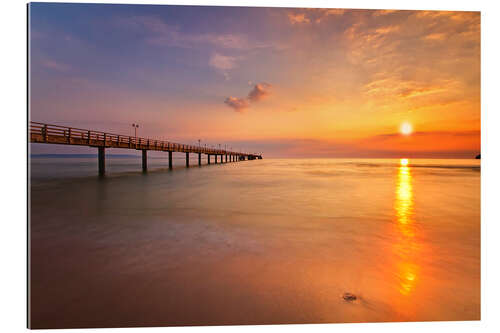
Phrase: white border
[{"left": 1, "top": 0, "right": 499, "bottom": 332}]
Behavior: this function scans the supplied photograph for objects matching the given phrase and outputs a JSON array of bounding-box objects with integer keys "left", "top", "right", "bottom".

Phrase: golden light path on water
[{"left": 394, "top": 159, "right": 419, "bottom": 296}]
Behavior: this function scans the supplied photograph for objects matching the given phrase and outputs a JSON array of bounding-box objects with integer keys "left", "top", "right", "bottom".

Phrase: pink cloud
[
  {"left": 224, "top": 97, "right": 249, "bottom": 112},
  {"left": 41, "top": 60, "right": 71, "bottom": 72},
  {"left": 288, "top": 13, "right": 310, "bottom": 24},
  {"left": 224, "top": 83, "right": 272, "bottom": 112},
  {"left": 248, "top": 82, "right": 272, "bottom": 102}
]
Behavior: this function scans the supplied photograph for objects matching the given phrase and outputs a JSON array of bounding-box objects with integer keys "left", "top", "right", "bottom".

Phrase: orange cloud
[
  {"left": 248, "top": 83, "right": 272, "bottom": 102},
  {"left": 224, "top": 97, "right": 249, "bottom": 112},
  {"left": 358, "top": 130, "right": 480, "bottom": 154},
  {"left": 423, "top": 33, "right": 447, "bottom": 41},
  {"left": 375, "top": 25, "right": 400, "bottom": 35},
  {"left": 288, "top": 13, "right": 310, "bottom": 24},
  {"left": 372, "top": 9, "right": 397, "bottom": 17},
  {"left": 224, "top": 83, "right": 272, "bottom": 112}
]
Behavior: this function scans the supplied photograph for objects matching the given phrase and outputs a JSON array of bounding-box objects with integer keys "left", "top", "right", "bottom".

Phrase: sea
[{"left": 29, "top": 156, "right": 481, "bottom": 328}]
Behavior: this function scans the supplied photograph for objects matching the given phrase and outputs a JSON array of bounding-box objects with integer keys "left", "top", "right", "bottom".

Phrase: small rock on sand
[{"left": 343, "top": 292, "right": 357, "bottom": 302}]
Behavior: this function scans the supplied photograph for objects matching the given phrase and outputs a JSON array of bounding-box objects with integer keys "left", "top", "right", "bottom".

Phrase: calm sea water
[{"left": 29, "top": 157, "right": 480, "bottom": 328}]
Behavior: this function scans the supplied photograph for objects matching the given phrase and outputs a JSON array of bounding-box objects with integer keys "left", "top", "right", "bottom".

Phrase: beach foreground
[{"left": 29, "top": 158, "right": 480, "bottom": 328}]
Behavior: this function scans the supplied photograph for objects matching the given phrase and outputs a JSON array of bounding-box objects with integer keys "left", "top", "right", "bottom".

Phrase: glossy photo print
[{"left": 28, "top": 2, "right": 480, "bottom": 329}]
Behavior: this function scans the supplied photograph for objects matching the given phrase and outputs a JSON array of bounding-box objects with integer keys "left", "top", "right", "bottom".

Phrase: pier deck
[{"left": 29, "top": 121, "right": 262, "bottom": 175}]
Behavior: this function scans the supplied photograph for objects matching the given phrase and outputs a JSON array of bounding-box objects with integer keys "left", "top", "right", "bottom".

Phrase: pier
[{"left": 29, "top": 121, "right": 262, "bottom": 176}]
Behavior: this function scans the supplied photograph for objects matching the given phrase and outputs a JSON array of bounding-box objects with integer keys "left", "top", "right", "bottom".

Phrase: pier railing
[{"left": 29, "top": 121, "right": 257, "bottom": 156}]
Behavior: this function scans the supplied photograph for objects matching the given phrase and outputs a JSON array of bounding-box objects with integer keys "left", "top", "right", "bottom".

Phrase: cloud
[
  {"left": 372, "top": 9, "right": 397, "bottom": 17},
  {"left": 322, "top": 9, "right": 346, "bottom": 16},
  {"left": 248, "top": 82, "right": 272, "bottom": 102},
  {"left": 423, "top": 32, "right": 447, "bottom": 41},
  {"left": 227, "top": 130, "right": 479, "bottom": 158},
  {"left": 118, "top": 15, "right": 262, "bottom": 50},
  {"left": 314, "top": 8, "right": 346, "bottom": 23},
  {"left": 362, "top": 75, "right": 465, "bottom": 111},
  {"left": 339, "top": 8, "right": 480, "bottom": 112},
  {"left": 41, "top": 59, "right": 71, "bottom": 72},
  {"left": 210, "top": 55, "right": 235, "bottom": 70},
  {"left": 357, "top": 130, "right": 480, "bottom": 156},
  {"left": 375, "top": 25, "right": 400, "bottom": 35},
  {"left": 288, "top": 13, "right": 310, "bottom": 24},
  {"left": 224, "top": 82, "right": 272, "bottom": 112},
  {"left": 209, "top": 53, "right": 239, "bottom": 79},
  {"left": 224, "top": 97, "right": 249, "bottom": 112},
  {"left": 289, "top": 9, "right": 347, "bottom": 25}
]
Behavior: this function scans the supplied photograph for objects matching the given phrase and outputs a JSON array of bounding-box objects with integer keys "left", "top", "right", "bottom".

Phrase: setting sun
[
  {"left": 400, "top": 122, "right": 413, "bottom": 136},
  {"left": 400, "top": 158, "right": 409, "bottom": 166}
]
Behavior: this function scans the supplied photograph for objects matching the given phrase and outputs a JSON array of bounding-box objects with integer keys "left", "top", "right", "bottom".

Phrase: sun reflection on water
[{"left": 394, "top": 161, "right": 419, "bottom": 296}]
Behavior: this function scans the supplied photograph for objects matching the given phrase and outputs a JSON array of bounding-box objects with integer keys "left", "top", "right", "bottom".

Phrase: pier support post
[
  {"left": 225, "top": 154, "right": 227, "bottom": 163},
  {"left": 168, "top": 151, "right": 173, "bottom": 169},
  {"left": 98, "top": 146, "right": 105, "bottom": 176},
  {"left": 186, "top": 152, "right": 189, "bottom": 167},
  {"left": 215, "top": 155, "right": 217, "bottom": 164},
  {"left": 208, "top": 154, "right": 211, "bottom": 164},
  {"left": 198, "top": 153, "right": 201, "bottom": 166},
  {"left": 142, "top": 150, "right": 147, "bottom": 172}
]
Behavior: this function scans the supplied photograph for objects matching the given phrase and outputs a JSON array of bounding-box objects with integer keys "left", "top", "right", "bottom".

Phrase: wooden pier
[{"left": 29, "top": 121, "right": 262, "bottom": 176}]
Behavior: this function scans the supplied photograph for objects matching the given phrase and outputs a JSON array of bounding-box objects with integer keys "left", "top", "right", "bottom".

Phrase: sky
[{"left": 29, "top": 3, "right": 480, "bottom": 158}]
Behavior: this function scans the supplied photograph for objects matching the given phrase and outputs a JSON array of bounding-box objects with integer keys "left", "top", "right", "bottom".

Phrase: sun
[
  {"left": 400, "top": 158, "right": 409, "bottom": 166},
  {"left": 400, "top": 122, "right": 413, "bottom": 135}
]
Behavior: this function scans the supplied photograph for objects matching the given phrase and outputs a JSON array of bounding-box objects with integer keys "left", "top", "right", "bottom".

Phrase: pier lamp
[{"left": 132, "top": 123, "right": 139, "bottom": 138}]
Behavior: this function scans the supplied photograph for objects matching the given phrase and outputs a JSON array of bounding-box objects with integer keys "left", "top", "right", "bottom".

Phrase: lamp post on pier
[{"left": 132, "top": 123, "right": 139, "bottom": 147}]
